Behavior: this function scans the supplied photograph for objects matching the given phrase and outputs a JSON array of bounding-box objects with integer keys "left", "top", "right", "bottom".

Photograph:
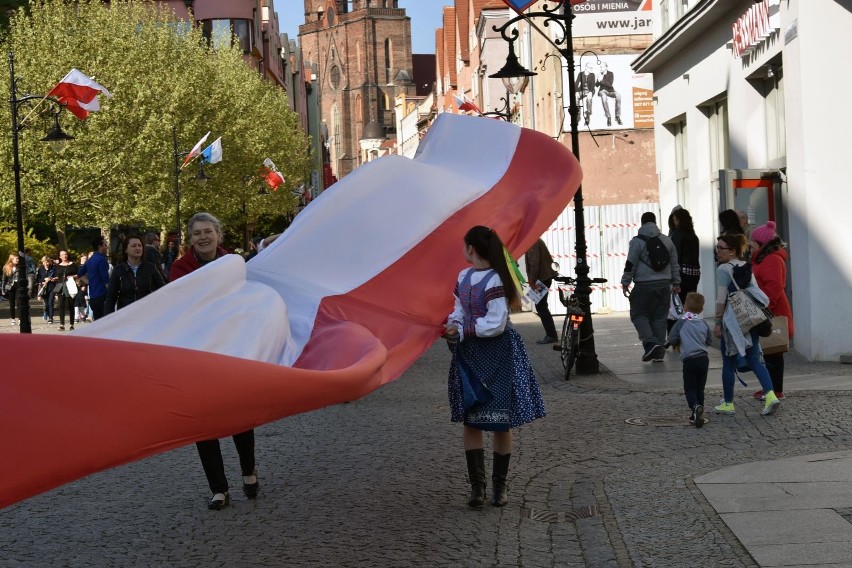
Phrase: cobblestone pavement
[{"left": 2, "top": 302, "right": 852, "bottom": 567}]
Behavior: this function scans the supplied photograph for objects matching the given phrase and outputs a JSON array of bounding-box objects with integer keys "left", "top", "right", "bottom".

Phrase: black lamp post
[
  {"left": 489, "top": 2, "right": 600, "bottom": 374},
  {"left": 172, "top": 127, "right": 210, "bottom": 245},
  {"left": 8, "top": 51, "right": 73, "bottom": 334},
  {"left": 481, "top": 90, "right": 516, "bottom": 121}
]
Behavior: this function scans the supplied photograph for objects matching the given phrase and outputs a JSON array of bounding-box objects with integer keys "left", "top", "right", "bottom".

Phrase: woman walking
[
  {"left": 713, "top": 233, "right": 780, "bottom": 416},
  {"left": 2, "top": 255, "right": 21, "bottom": 325},
  {"left": 749, "top": 221, "right": 793, "bottom": 400},
  {"left": 36, "top": 256, "right": 58, "bottom": 323},
  {"left": 670, "top": 208, "right": 701, "bottom": 299},
  {"left": 443, "top": 226, "right": 546, "bottom": 507},
  {"left": 54, "top": 250, "right": 78, "bottom": 331},
  {"left": 169, "top": 212, "right": 259, "bottom": 510},
  {"left": 104, "top": 235, "right": 165, "bottom": 315}
]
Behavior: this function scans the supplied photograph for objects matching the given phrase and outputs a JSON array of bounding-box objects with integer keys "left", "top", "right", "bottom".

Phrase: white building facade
[{"left": 634, "top": 0, "right": 852, "bottom": 362}]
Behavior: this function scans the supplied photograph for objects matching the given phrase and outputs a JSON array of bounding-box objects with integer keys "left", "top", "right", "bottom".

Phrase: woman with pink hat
[{"left": 750, "top": 221, "right": 794, "bottom": 399}]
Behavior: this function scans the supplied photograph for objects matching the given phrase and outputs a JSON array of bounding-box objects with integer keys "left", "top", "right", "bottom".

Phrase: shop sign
[{"left": 732, "top": 0, "right": 780, "bottom": 59}]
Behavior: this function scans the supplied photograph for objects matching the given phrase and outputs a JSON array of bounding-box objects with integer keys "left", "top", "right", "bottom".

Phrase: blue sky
[{"left": 279, "top": 1, "right": 447, "bottom": 54}]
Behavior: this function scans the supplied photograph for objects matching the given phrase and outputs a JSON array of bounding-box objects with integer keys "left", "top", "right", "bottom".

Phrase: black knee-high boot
[
  {"left": 491, "top": 452, "right": 511, "bottom": 507},
  {"left": 465, "top": 449, "right": 486, "bottom": 507}
]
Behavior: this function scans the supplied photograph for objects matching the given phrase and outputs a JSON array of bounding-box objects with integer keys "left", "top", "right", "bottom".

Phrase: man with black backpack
[{"left": 621, "top": 212, "right": 681, "bottom": 362}]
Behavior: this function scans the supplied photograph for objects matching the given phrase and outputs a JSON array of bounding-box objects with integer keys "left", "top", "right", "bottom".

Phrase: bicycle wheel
[
  {"left": 561, "top": 318, "right": 578, "bottom": 380},
  {"left": 566, "top": 327, "right": 580, "bottom": 380},
  {"left": 559, "top": 316, "right": 572, "bottom": 369}
]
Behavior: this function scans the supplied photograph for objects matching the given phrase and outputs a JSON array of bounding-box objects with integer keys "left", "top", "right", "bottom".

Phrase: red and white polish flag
[
  {"left": 0, "top": 113, "right": 582, "bottom": 509},
  {"left": 47, "top": 69, "right": 111, "bottom": 120},
  {"left": 180, "top": 131, "right": 210, "bottom": 169},
  {"left": 453, "top": 92, "right": 482, "bottom": 115}
]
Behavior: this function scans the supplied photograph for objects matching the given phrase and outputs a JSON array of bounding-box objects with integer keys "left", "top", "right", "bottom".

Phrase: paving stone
[{"left": 2, "top": 311, "right": 852, "bottom": 566}]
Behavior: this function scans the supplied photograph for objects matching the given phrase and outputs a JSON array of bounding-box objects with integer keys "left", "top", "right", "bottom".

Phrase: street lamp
[
  {"left": 8, "top": 51, "right": 74, "bottom": 334},
  {"left": 489, "top": 2, "right": 601, "bottom": 374},
  {"left": 172, "top": 127, "right": 212, "bottom": 245}
]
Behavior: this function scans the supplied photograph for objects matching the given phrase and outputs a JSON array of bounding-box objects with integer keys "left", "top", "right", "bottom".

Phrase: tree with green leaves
[{"left": 0, "top": 0, "right": 311, "bottom": 249}]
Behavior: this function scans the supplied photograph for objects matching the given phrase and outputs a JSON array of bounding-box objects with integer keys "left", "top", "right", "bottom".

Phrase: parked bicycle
[{"left": 552, "top": 273, "right": 608, "bottom": 380}]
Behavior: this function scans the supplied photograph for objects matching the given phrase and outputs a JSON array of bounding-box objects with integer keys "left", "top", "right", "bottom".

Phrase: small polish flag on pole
[
  {"left": 453, "top": 93, "right": 482, "bottom": 115},
  {"left": 261, "top": 158, "right": 285, "bottom": 191},
  {"left": 201, "top": 137, "right": 222, "bottom": 164},
  {"left": 181, "top": 131, "right": 210, "bottom": 169},
  {"left": 47, "top": 69, "right": 111, "bottom": 120}
]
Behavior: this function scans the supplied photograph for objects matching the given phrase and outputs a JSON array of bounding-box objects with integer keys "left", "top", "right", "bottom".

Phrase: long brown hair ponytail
[{"left": 464, "top": 226, "right": 522, "bottom": 312}]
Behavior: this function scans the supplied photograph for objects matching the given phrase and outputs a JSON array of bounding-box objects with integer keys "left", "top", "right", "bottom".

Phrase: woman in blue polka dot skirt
[{"left": 443, "top": 226, "right": 546, "bottom": 508}]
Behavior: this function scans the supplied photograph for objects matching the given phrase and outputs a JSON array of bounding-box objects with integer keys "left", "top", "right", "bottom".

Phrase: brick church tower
[{"left": 299, "top": 0, "right": 415, "bottom": 180}]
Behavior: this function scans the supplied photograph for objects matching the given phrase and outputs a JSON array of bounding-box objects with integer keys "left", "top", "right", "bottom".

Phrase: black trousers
[
  {"left": 534, "top": 278, "right": 558, "bottom": 338},
  {"left": 764, "top": 352, "right": 785, "bottom": 393},
  {"left": 683, "top": 355, "right": 709, "bottom": 410},
  {"left": 89, "top": 295, "right": 106, "bottom": 320},
  {"left": 57, "top": 294, "right": 75, "bottom": 326},
  {"left": 196, "top": 430, "right": 256, "bottom": 494}
]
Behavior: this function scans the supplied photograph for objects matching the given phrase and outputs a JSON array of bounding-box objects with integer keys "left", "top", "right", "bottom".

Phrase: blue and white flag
[{"left": 201, "top": 137, "right": 222, "bottom": 164}]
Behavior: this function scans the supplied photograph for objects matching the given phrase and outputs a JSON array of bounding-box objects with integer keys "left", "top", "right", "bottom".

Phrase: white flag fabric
[
  {"left": 181, "top": 131, "right": 210, "bottom": 169},
  {"left": 201, "top": 137, "right": 222, "bottom": 164},
  {"left": 2, "top": 113, "right": 583, "bottom": 510}
]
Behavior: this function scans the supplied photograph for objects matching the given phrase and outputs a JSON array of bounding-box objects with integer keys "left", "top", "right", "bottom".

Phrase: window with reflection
[{"left": 200, "top": 19, "right": 253, "bottom": 53}]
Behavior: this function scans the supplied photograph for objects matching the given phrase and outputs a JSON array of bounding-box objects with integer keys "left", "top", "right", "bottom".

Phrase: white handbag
[{"left": 64, "top": 276, "right": 78, "bottom": 298}]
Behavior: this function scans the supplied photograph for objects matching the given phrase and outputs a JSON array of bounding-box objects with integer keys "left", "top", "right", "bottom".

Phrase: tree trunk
[{"left": 55, "top": 224, "right": 67, "bottom": 252}]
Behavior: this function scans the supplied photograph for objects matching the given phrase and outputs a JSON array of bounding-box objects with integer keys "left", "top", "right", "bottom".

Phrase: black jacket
[{"left": 104, "top": 261, "right": 165, "bottom": 315}]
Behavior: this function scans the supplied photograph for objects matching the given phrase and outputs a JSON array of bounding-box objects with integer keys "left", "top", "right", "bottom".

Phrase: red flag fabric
[
  {"left": 47, "top": 69, "right": 111, "bottom": 120},
  {"left": 181, "top": 132, "right": 210, "bottom": 169},
  {"left": 453, "top": 93, "right": 482, "bottom": 115},
  {"left": 264, "top": 169, "right": 285, "bottom": 191},
  {"left": 0, "top": 113, "right": 582, "bottom": 509}
]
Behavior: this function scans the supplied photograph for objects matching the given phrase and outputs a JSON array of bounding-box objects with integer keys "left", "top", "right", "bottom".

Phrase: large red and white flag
[
  {"left": 0, "top": 113, "right": 582, "bottom": 509},
  {"left": 47, "top": 69, "right": 111, "bottom": 120},
  {"left": 180, "top": 131, "right": 210, "bottom": 169},
  {"left": 453, "top": 93, "right": 482, "bottom": 115}
]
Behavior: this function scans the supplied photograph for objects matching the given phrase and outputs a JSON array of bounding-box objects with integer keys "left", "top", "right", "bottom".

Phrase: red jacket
[
  {"left": 169, "top": 246, "right": 230, "bottom": 281},
  {"left": 751, "top": 247, "right": 794, "bottom": 338}
]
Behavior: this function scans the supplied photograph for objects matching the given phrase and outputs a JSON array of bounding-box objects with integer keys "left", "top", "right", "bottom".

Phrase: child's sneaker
[
  {"left": 762, "top": 391, "right": 781, "bottom": 416},
  {"left": 714, "top": 401, "right": 735, "bottom": 415},
  {"left": 693, "top": 404, "right": 705, "bottom": 428}
]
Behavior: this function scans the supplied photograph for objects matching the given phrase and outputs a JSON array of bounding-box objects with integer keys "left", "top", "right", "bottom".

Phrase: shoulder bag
[
  {"left": 727, "top": 275, "right": 773, "bottom": 337},
  {"left": 759, "top": 315, "right": 790, "bottom": 354},
  {"left": 64, "top": 276, "right": 78, "bottom": 298}
]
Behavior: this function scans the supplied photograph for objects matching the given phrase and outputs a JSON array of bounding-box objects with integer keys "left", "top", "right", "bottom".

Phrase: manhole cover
[
  {"left": 625, "top": 416, "right": 688, "bottom": 427},
  {"left": 519, "top": 504, "right": 599, "bottom": 523}
]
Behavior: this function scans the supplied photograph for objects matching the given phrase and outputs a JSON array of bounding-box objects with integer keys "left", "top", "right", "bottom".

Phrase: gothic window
[
  {"left": 326, "top": 6, "right": 336, "bottom": 26},
  {"left": 329, "top": 65, "right": 341, "bottom": 90},
  {"left": 384, "top": 38, "right": 392, "bottom": 84},
  {"left": 333, "top": 105, "right": 342, "bottom": 167}
]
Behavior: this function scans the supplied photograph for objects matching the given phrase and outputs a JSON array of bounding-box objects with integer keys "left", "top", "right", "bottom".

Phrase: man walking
[
  {"left": 144, "top": 232, "right": 167, "bottom": 282},
  {"left": 621, "top": 212, "right": 680, "bottom": 362},
  {"left": 78, "top": 236, "right": 110, "bottom": 320},
  {"left": 24, "top": 248, "right": 36, "bottom": 299},
  {"left": 524, "top": 238, "right": 559, "bottom": 344}
]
